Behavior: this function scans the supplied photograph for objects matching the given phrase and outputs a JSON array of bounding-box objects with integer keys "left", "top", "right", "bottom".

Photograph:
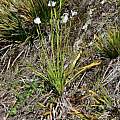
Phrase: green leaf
[
  {"left": 66, "top": 61, "right": 101, "bottom": 85},
  {"left": 9, "top": 107, "right": 17, "bottom": 116}
]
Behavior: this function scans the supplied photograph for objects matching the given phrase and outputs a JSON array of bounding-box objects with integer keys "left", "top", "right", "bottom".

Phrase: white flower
[
  {"left": 48, "top": 1, "right": 56, "bottom": 7},
  {"left": 88, "top": 41, "right": 93, "bottom": 46},
  {"left": 82, "top": 19, "right": 91, "bottom": 31},
  {"left": 71, "top": 10, "right": 77, "bottom": 17},
  {"left": 101, "top": 0, "right": 106, "bottom": 4},
  {"left": 89, "top": 9, "right": 94, "bottom": 17},
  {"left": 61, "top": 13, "right": 69, "bottom": 23},
  {"left": 34, "top": 17, "right": 41, "bottom": 24},
  {"left": 89, "top": 9, "right": 92, "bottom": 15},
  {"left": 82, "top": 24, "right": 88, "bottom": 31}
]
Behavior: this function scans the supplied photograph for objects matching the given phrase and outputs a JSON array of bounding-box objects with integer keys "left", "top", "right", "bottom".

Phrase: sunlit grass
[
  {"left": 94, "top": 26, "right": 120, "bottom": 58},
  {"left": 0, "top": 0, "right": 65, "bottom": 71},
  {"left": 29, "top": 3, "right": 101, "bottom": 96}
]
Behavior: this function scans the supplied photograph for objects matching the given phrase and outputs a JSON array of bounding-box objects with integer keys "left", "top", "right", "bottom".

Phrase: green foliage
[
  {"left": 90, "top": 79, "right": 113, "bottom": 118},
  {"left": 0, "top": 0, "right": 32, "bottom": 42},
  {"left": 0, "top": 0, "right": 65, "bottom": 71},
  {"left": 94, "top": 27, "right": 120, "bottom": 58},
  {"left": 9, "top": 107, "right": 17, "bottom": 116},
  {"left": 30, "top": 0, "right": 65, "bottom": 23},
  {"left": 29, "top": 4, "right": 101, "bottom": 96},
  {"left": 8, "top": 79, "right": 44, "bottom": 117},
  {"left": 0, "top": 0, "right": 65, "bottom": 41}
]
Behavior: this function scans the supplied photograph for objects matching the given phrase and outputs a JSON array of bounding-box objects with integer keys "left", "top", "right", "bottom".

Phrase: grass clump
[
  {"left": 0, "top": 0, "right": 65, "bottom": 41},
  {"left": 29, "top": 2, "right": 101, "bottom": 97},
  {"left": 94, "top": 26, "right": 120, "bottom": 58},
  {"left": 0, "top": 0, "right": 66, "bottom": 71}
]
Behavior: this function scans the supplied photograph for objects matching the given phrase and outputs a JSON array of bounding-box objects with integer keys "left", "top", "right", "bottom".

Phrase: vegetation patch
[{"left": 0, "top": 0, "right": 120, "bottom": 120}]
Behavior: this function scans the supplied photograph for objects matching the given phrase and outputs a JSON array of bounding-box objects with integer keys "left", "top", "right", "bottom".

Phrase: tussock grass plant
[
  {"left": 29, "top": 1, "right": 101, "bottom": 97},
  {"left": 0, "top": 0, "right": 65, "bottom": 41},
  {"left": 68, "top": 81, "right": 113, "bottom": 119},
  {"left": 94, "top": 26, "right": 120, "bottom": 58},
  {"left": 0, "top": 0, "right": 32, "bottom": 41},
  {"left": 0, "top": 0, "right": 65, "bottom": 71}
]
